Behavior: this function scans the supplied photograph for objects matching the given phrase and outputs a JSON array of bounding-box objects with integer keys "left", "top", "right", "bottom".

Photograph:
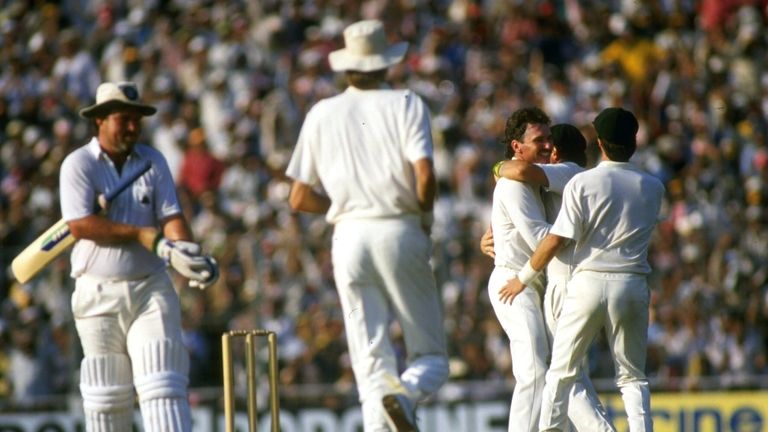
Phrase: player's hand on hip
[
  {"left": 480, "top": 226, "right": 495, "bottom": 258},
  {"left": 498, "top": 277, "right": 525, "bottom": 305}
]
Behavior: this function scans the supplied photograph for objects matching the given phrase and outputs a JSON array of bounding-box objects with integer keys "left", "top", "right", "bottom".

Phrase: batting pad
[
  {"left": 400, "top": 354, "right": 449, "bottom": 402},
  {"left": 79, "top": 353, "right": 135, "bottom": 431},
  {"left": 132, "top": 339, "right": 191, "bottom": 432}
]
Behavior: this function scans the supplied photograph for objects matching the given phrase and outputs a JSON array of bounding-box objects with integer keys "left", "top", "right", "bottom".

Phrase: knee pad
[
  {"left": 132, "top": 338, "right": 190, "bottom": 402},
  {"left": 80, "top": 354, "right": 135, "bottom": 413},
  {"left": 401, "top": 354, "right": 449, "bottom": 399}
]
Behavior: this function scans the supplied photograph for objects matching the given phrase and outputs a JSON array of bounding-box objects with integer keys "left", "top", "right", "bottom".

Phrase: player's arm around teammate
[
  {"left": 480, "top": 156, "right": 551, "bottom": 259},
  {"left": 503, "top": 108, "right": 664, "bottom": 432},
  {"left": 485, "top": 107, "right": 555, "bottom": 432},
  {"left": 490, "top": 124, "right": 616, "bottom": 432}
]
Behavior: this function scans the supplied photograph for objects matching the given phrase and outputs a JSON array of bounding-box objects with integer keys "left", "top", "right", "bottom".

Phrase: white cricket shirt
[
  {"left": 60, "top": 138, "right": 182, "bottom": 279},
  {"left": 551, "top": 160, "right": 665, "bottom": 274},
  {"left": 285, "top": 86, "right": 432, "bottom": 224},
  {"left": 491, "top": 169, "right": 550, "bottom": 272},
  {"left": 540, "top": 162, "right": 584, "bottom": 278}
]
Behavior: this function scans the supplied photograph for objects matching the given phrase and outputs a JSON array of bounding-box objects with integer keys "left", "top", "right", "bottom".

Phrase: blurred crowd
[{"left": 1, "top": 0, "right": 768, "bottom": 411}]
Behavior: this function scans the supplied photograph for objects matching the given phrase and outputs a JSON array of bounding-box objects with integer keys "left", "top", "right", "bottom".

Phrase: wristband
[
  {"left": 152, "top": 232, "right": 164, "bottom": 254},
  {"left": 517, "top": 261, "right": 541, "bottom": 285},
  {"left": 492, "top": 160, "right": 505, "bottom": 179}
]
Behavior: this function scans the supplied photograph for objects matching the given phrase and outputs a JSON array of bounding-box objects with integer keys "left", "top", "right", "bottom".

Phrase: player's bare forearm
[
  {"left": 67, "top": 215, "right": 157, "bottom": 248},
  {"left": 499, "top": 233, "right": 566, "bottom": 305},
  {"left": 412, "top": 158, "right": 436, "bottom": 211},
  {"left": 530, "top": 233, "right": 566, "bottom": 270},
  {"left": 161, "top": 214, "right": 194, "bottom": 242},
  {"left": 498, "top": 160, "right": 549, "bottom": 187},
  {"left": 288, "top": 181, "right": 331, "bottom": 214}
]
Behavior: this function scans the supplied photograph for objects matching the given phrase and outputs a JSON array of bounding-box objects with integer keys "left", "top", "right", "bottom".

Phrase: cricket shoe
[{"left": 383, "top": 393, "right": 418, "bottom": 432}]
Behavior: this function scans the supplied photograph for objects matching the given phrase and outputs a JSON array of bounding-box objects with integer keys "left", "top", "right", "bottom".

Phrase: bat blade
[
  {"left": 11, "top": 220, "right": 76, "bottom": 283},
  {"left": 10, "top": 160, "right": 152, "bottom": 283}
]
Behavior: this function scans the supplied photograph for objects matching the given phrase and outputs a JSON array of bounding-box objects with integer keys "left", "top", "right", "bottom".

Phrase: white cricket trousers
[
  {"left": 540, "top": 271, "right": 652, "bottom": 432},
  {"left": 544, "top": 276, "right": 615, "bottom": 432},
  {"left": 73, "top": 272, "right": 191, "bottom": 432},
  {"left": 488, "top": 266, "right": 549, "bottom": 432},
  {"left": 332, "top": 217, "right": 448, "bottom": 432}
]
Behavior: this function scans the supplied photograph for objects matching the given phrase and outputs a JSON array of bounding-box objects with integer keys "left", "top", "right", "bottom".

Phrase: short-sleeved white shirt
[
  {"left": 491, "top": 168, "right": 550, "bottom": 272},
  {"left": 551, "top": 160, "right": 665, "bottom": 274},
  {"left": 60, "top": 138, "right": 182, "bottom": 279},
  {"left": 540, "top": 162, "right": 584, "bottom": 277},
  {"left": 285, "top": 86, "right": 432, "bottom": 224}
]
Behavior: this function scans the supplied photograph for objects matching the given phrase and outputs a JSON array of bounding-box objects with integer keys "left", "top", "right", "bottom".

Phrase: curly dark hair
[{"left": 503, "top": 107, "right": 551, "bottom": 159}]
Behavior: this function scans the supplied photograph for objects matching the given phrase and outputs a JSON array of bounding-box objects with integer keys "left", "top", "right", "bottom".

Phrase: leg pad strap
[
  {"left": 80, "top": 354, "right": 135, "bottom": 412},
  {"left": 132, "top": 338, "right": 189, "bottom": 402}
]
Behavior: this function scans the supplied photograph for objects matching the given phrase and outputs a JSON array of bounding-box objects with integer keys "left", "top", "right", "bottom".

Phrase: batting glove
[
  {"left": 154, "top": 237, "right": 210, "bottom": 282},
  {"left": 188, "top": 256, "right": 219, "bottom": 290},
  {"left": 167, "top": 240, "right": 202, "bottom": 256}
]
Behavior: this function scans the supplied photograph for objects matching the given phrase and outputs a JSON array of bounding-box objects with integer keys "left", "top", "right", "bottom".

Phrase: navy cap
[{"left": 593, "top": 107, "right": 638, "bottom": 146}]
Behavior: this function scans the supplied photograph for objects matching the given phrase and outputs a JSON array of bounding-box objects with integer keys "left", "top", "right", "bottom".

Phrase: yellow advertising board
[{"left": 601, "top": 391, "right": 768, "bottom": 432}]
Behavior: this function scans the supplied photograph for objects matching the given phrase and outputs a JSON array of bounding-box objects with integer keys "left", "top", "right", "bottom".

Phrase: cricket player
[
  {"left": 61, "top": 81, "right": 218, "bottom": 431},
  {"left": 285, "top": 20, "right": 448, "bottom": 432},
  {"left": 487, "top": 107, "right": 553, "bottom": 432},
  {"left": 500, "top": 107, "right": 664, "bottom": 432},
  {"left": 492, "top": 124, "right": 615, "bottom": 432}
]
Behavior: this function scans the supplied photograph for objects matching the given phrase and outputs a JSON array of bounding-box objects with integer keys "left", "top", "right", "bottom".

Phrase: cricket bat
[{"left": 11, "top": 160, "right": 152, "bottom": 284}]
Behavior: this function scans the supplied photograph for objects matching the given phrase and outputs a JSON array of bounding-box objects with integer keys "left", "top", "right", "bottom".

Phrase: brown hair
[
  {"left": 345, "top": 69, "right": 387, "bottom": 89},
  {"left": 503, "top": 107, "right": 551, "bottom": 159}
]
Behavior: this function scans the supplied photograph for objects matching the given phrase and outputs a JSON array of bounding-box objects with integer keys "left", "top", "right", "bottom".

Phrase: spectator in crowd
[{"left": 177, "top": 127, "right": 226, "bottom": 213}]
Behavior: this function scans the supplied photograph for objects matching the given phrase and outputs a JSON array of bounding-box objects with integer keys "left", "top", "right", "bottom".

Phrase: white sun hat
[
  {"left": 328, "top": 20, "right": 408, "bottom": 72},
  {"left": 79, "top": 81, "right": 157, "bottom": 119}
]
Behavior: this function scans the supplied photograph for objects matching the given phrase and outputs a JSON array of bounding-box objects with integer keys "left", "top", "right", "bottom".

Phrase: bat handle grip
[{"left": 101, "top": 160, "right": 152, "bottom": 204}]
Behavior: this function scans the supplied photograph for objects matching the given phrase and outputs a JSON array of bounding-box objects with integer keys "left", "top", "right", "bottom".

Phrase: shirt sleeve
[
  {"left": 539, "top": 163, "right": 580, "bottom": 194},
  {"left": 402, "top": 90, "right": 433, "bottom": 162},
  {"left": 60, "top": 151, "right": 96, "bottom": 221},
  {"left": 147, "top": 151, "right": 183, "bottom": 220},
  {"left": 498, "top": 179, "right": 551, "bottom": 250},
  {"left": 285, "top": 106, "right": 320, "bottom": 185},
  {"left": 550, "top": 179, "right": 583, "bottom": 241}
]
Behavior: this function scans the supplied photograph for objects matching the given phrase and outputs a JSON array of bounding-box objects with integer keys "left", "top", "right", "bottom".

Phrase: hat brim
[
  {"left": 328, "top": 41, "right": 408, "bottom": 72},
  {"left": 79, "top": 100, "right": 157, "bottom": 119}
]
